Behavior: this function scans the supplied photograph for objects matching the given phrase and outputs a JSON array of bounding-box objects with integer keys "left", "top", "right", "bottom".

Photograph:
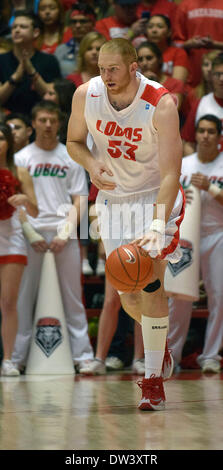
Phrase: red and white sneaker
[
  {"left": 161, "top": 341, "right": 174, "bottom": 381},
  {"left": 137, "top": 375, "right": 166, "bottom": 411}
]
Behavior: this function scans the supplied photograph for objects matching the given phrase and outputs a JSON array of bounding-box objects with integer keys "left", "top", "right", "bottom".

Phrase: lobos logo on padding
[
  {"left": 124, "top": 248, "right": 136, "bottom": 264},
  {"left": 35, "top": 317, "right": 62, "bottom": 357},
  {"left": 167, "top": 239, "right": 193, "bottom": 276}
]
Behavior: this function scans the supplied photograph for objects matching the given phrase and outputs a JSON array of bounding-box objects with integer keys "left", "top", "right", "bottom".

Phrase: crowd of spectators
[{"left": 0, "top": 0, "right": 223, "bottom": 376}]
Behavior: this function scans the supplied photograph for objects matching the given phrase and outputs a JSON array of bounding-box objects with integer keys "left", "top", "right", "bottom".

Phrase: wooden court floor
[{"left": 0, "top": 370, "right": 223, "bottom": 451}]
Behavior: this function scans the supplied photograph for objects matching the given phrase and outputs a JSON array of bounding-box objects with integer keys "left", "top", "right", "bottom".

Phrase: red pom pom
[{"left": 0, "top": 168, "right": 19, "bottom": 220}]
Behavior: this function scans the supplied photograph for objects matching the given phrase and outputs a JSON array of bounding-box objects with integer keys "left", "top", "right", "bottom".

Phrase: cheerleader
[{"left": 0, "top": 123, "right": 38, "bottom": 376}]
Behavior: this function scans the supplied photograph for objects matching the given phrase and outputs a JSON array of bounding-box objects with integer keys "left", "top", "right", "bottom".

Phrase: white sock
[
  {"left": 144, "top": 350, "right": 165, "bottom": 378},
  {"left": 141, "top": 315, "right": 168, "bottom": 379}
]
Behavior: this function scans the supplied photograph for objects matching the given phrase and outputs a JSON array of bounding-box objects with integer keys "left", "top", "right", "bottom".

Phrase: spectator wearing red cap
[
  {"left": 60, "top": 1, "right": 110, "bottom": 19},
  {"left": 54, "top": 4, "right": 96, "bottom": 78}
]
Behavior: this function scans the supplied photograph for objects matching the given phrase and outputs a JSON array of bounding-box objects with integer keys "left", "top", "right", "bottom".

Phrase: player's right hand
[
  {"left": 133, "top": 230, "right": 165, "bottom": 258},
  {"left": 88, "top": 161, "right": 117, "bottom": 191}
]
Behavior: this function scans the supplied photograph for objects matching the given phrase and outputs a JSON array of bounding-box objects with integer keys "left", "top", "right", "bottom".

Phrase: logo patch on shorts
[
  {"left": 167, "top": 239, "right": 193, "bottom": 276},
  {"left": 35, "top": 317, "right": 62, "bottom": 357}
]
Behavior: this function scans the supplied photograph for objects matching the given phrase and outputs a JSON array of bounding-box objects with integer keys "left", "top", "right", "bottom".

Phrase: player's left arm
[
  {"left": 7, "top": 167, "right": 38, "bottom": 217},
  {"left": 191, "top": 172, "right": 223, "bottom": 206},
  {"left": 153, "top": 93, "right": 182, "bottom": 223},
  {"left": 132, "top": 94, "right": 182, "bottom": 254}
]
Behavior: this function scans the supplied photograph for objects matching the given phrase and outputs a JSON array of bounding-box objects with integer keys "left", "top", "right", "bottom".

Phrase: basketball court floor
[{"left": 0, "top": 370, "right": 223, "bottom": 450}]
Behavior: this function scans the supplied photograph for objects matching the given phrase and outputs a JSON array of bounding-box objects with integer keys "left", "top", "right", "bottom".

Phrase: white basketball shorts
[{"left": 95, "top": 186, "right": 185, "bottom": 264}]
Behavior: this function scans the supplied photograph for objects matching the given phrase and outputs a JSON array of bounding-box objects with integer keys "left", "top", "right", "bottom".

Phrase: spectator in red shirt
[
  {"left": 36, "top": 0, "right": 70, "bottom": 54},
  {"left": 137, "top": 41, "right": 185, "bottom": 109},
  {"left": 145, "top": 14, "right": 190, "bottom": 86},
  {"left": 95, "top": 0, "right": 178, "bottom": 47},
  {"left": 136, "top": 0, "right": 178, "bottom": 26},
  {"left": 181, "top": 50, "right": 219, "bottom": 119},
  {"left": 95, "top": 0, "right": 146, "bottom": 42},
  {"left": 172, "top": 0, "right": 223, "bottom": 87},
  {"left": 182, "top": 53, "right": 223, "bottom": 156}
]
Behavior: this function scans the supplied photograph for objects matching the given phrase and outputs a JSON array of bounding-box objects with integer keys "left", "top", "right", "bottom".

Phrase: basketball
[{"left": 105, "top": 243, "right": 153, "bottom": 292}]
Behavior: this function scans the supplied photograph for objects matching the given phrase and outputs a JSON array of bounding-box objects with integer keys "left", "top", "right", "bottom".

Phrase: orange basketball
[{"left": 105, "top": 243, "right": 153, "bottom": 292}]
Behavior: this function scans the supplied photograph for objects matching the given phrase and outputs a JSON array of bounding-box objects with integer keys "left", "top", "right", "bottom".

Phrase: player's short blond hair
[{"left": 99, "top": 38, "right": 138, "bottom": 66}]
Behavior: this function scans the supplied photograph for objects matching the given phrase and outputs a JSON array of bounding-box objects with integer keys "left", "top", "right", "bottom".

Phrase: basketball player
[
  {"left": 12, "top": 100, "right": 93, "bottom": 372},
  {"left": 67, "top": 38, "right": 184, "bottom": 411},
  {"left": 168, "top": 114, "right": 223, "bottom": 374}
]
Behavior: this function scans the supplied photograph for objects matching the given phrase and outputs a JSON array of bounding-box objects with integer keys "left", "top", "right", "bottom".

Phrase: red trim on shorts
[
  {"left": 156, "top": 186, "right": 185, "bottom": 260},
  {"left": 0, "top": 254, "right": 27, "bottom": 265},
  {"left": 140, "top": 84, "right": 169, "bottom": 107}
]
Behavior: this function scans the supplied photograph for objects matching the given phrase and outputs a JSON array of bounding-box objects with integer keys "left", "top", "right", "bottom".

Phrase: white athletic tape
[
  {"left": 208, "top": 183, "right": 221, "bottom": 198},
  {"left": 149, "top": 218, "right": 165, "bottom": 235},
  {"left": 57, "top": 221, "right": 75, "bottom": 240},
  {"left": 22, "top": 222, "right": 45, "bottom": 244}
]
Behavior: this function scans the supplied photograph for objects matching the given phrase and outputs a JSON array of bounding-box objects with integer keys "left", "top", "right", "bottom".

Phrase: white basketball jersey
[
  {"left": 84, "top": 72, "right": 168, "bottom": 195},
  {"left": 181, "top": 152, "right": 223, "bottom": 235}
]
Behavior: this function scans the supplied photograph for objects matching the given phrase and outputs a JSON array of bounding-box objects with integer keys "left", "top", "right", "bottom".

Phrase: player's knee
[
  {"left": 146, "top": 295, "right": 168, "bottom": 318},
  {"left": 120, "top": 291, "right": 141, "bottom": 312}
]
